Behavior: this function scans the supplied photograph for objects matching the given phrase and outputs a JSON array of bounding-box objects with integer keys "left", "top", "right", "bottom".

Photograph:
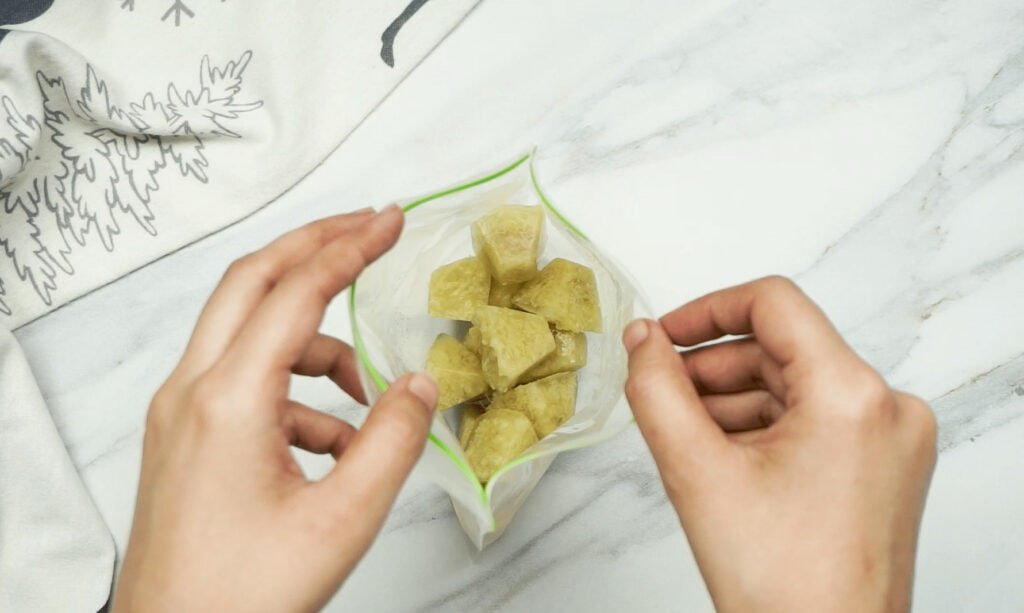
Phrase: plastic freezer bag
[{"left": 348, "top": 151, "right": 649, "bottom": 548}]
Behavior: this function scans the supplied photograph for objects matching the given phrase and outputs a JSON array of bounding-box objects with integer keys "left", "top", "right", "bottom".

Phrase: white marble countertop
[{"left": 14, "top": 0, "right": 1024, "bottom": 610}]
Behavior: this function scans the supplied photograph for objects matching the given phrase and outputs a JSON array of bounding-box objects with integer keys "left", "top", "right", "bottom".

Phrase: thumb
[
  {"left": 316, "top": 372, "right": 436, "bottom": 544},
  {"left": 623, "top": 319, "right": 730, "bottom": 489}
]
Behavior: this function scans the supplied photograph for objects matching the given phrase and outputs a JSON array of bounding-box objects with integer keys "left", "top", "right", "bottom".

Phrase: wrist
[{"left": 707, "top": 556, "right": 911, "bottom": 613}]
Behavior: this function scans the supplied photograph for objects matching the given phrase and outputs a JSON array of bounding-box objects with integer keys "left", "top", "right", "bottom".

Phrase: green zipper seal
[
  {"left": 348, "top": 288, "right": 388, "bottom": 392},
  {"left": 348, "top": 150, "right": 612, "bottom": 531},
  {"left": 403, "top": 153, "right": 530, "bottom": 213},
  {"left": 529, "top": 153, "right": 589, "bottom": 241},
  {"left": 348, "top": 280, "right": 488, "bottom": 510}
]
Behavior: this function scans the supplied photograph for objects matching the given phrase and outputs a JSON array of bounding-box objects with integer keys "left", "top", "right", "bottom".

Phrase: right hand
[{"left": 622, "top": 276, "right": 937, "bottom": 612}]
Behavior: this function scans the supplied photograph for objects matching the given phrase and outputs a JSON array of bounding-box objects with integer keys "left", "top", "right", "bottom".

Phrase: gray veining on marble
[{"left": 13, "top": 0, "right": 1024, "bottom": 610}]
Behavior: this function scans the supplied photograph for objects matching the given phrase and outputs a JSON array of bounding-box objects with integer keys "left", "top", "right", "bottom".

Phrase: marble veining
[{"left": 12, "top": 0, "right": 1024, "bottom": 610}]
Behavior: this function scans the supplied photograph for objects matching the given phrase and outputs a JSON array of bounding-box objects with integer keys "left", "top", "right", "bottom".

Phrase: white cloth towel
[
  {"left": 0, "top": 1, "right": 476, "bottom": 609},
  {"left": 0, "top": 0, "right": 476, "bottom": 327},
  {"left": 0, "top": 326, "right": 114, "bottom": 611}
]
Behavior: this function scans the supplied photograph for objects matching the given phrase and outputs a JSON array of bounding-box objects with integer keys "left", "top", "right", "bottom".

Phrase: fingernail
[
  {"left": 407, "top": 372, "right": 438, "bottom": 412},
  {"left": 379, "top": 203, "right": 402, "bottom": 215},
  {"left": 352, "top": 206, "right": 374, "bottom": 214},
  {"left": 622, "top": 319, "right": 650, "bottom": 352}
]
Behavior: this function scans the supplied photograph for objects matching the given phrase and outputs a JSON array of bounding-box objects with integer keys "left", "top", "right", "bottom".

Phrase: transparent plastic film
[{"left": 349, "top": 152, "right": 649, "bottom": 548}]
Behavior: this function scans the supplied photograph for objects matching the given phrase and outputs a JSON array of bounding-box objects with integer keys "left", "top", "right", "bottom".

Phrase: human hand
[
  {"left": 115, "top": 206, "right": 438, "bottom": 612},
  {"left": 623, "top": 276, "right": 936, "bottom": 612}
]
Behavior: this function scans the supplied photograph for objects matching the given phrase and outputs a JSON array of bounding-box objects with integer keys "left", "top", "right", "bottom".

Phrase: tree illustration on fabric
[
  {"left": 118, "top": 0, "right": 227, "bottom": 26},
  {"left": 0, "top": 51, "right": 262, "bottom": 316}
]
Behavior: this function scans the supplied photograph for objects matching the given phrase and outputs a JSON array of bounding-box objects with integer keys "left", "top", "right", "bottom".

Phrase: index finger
[
  {"left": 216, "top": 205, "right": 404, "bottom": 384},
  {"left": 178, "top": 209, "right": 375, "bottom": 379},
  {"left": 659, "top": 276, "right": 848, "bottom": 366}
]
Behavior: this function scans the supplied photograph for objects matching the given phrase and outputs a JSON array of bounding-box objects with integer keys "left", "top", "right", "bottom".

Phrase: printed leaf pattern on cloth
[
  {"left": 0, "top": 51, "right": 262, "bottom": 316},
  {"left": 119, "top": 0, "right": 228, "bottom": 27}
]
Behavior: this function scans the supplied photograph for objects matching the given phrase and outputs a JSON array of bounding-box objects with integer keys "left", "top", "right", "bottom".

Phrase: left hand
[{"left": 114, "top": 205, "right": 438, "bottom": 612}]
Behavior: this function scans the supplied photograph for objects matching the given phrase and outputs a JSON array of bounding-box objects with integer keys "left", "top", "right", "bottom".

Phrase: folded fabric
[
  {"left": 0, "top": 0, "right": 476, "bottom": 327},
  {"left": 0, "top": 1, "right": 478, "bottom": 608},
  {"left": 0, "top": 325, "right": 115, "bottom": 611}
]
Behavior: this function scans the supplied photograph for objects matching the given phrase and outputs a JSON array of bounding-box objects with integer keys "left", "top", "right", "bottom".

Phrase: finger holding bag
[
  {"left": 115, "top": 206, "right": 439, "bottom": 613},
  {"left": 624, "top": 276, "right": 937, "bottom": 613}
]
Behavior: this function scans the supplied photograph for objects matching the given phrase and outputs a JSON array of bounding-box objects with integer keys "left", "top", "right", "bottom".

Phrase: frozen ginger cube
[
  {"left": 488, "top": 372, "right": 577, "bottom": 439},
  {"left": 474, "top": 306, "right": 555, "bottom": 392},
  {"left": 464, "top": 409, "right": 538, "bottom": 482},
  {"left": 522, "top": 328, "right": 587, "bottom": 382},
  {"left": 488, "top": 278, "right": 522, "bottom": 309},
  {"left": 424, "top": 334, "right": 489, "bottom": 411},
  {"left": 428, "top": 257, "right": 490, "bottom": 321},
  {"left": 513, "top": 258, "right": 602, "bottom": 332},
  {"left": 459, "top": 404, "right": 485, "bottom": 449},
  {"left": 463, "top": 325, "right": 482, "bottom": 354},
  {"left": 471, "top": 205, "right": 545, "bottom": 284}
]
